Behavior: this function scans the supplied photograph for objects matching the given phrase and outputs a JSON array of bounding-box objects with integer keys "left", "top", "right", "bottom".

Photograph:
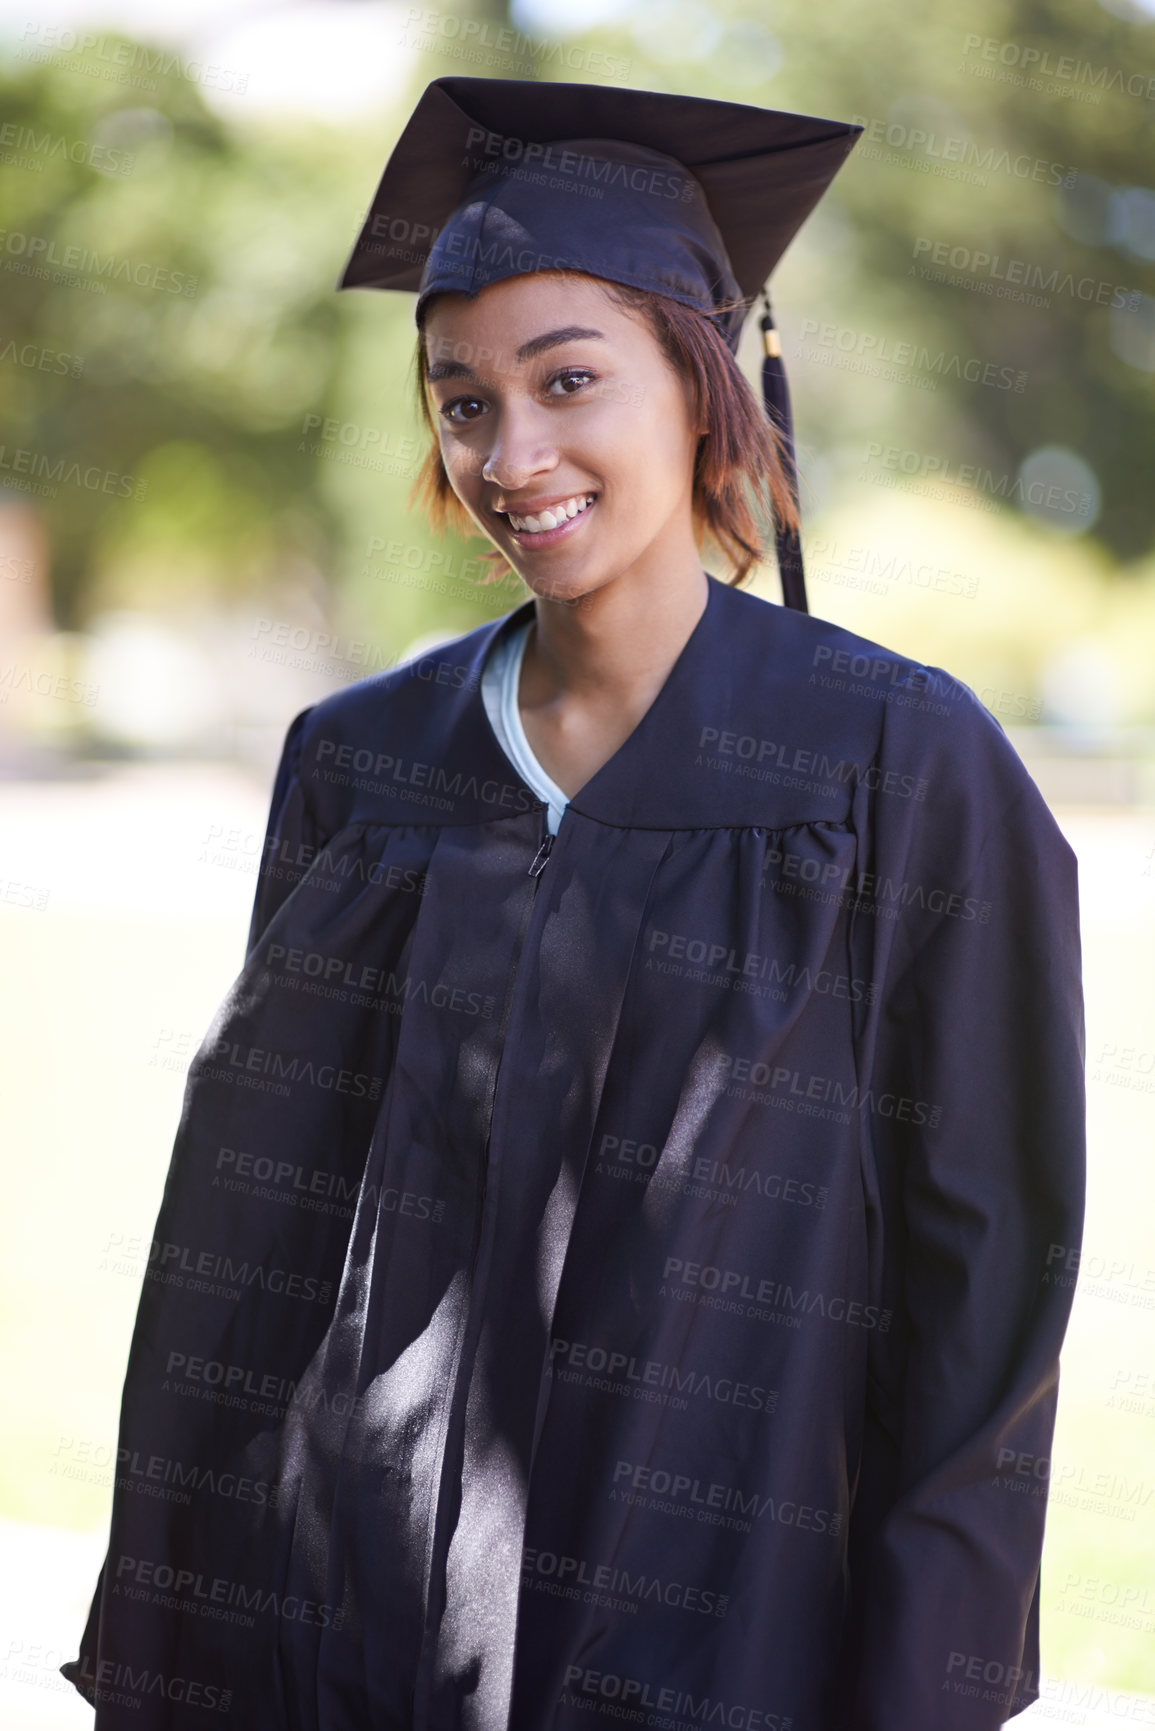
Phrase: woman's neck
[{"left": 516, "top": 562, "right": 711, "bottom": 800}]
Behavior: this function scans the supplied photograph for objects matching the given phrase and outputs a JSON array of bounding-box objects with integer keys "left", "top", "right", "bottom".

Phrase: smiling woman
[
  {"left": 410, "top": 264, "right": 814, "bottom": 801},
  {"left": 411, "top": 272, "right": 800, "bottom": 591},
  {"left": 62, "top": 75, "right": 1086, "bottom": 1731}
]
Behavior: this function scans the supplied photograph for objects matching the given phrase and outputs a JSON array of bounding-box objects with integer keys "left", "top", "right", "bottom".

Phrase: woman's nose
[{"left": 480, "top": 407, "right": 558, "bottom": 490}]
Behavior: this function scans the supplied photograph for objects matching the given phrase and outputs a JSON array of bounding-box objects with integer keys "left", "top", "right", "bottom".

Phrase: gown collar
[{"left": 469, "top": 572, "right": 723, "bottom": 829}]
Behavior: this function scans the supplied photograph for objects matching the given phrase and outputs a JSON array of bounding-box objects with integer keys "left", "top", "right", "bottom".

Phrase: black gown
[{"left": 62, "top": 572, "right": 1086, "bottom": 1731}]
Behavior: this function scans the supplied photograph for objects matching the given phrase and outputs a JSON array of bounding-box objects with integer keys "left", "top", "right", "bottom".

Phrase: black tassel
[{"left": 759, "top": 291, "right": 807, "bottom": 613}]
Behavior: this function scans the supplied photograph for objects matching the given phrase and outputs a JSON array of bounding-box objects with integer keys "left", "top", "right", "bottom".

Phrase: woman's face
[{"left": 421, "top": 271, "right": 704, "bottom": 605}]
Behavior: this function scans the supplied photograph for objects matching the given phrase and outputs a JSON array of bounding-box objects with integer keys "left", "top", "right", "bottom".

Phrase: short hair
[{"left": 409, "top": 271, "right": 800, "bottom": 588}]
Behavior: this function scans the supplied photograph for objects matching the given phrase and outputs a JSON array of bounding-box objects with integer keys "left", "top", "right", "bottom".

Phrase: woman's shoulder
[
  {"left": 733, "top": 584, "right": 1017, "bottom": 759},
  {"left": 303, "top": 614, "right": 505, "bottom": 741},
  {"left": 724, "top": 580, "right": 973, "bottom": 702},
  {"left": 273, "top": 607, "right": 542, "bottom": 832},
  {"left": 717, "top": 581, "right": 1061, "bottom": 839}
]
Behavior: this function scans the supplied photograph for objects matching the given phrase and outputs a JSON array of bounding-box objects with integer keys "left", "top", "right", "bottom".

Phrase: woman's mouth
[{"left": 499, "top": 492, "right": 597, "bottom": 549}]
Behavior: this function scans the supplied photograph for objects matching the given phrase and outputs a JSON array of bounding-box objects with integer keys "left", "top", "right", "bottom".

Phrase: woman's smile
[{"left": 497, "top": 491, "right": 599, "bottom": 548}]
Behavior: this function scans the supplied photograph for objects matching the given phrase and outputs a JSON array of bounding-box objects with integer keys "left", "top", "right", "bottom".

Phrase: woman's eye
[
  {"left": 547, "top": 368, "right": 596, "bottom": 396},
  {"left": 438, "top": 369, "right": 595, "bottom": 423},
  {"left": 439, "top": 396, "right": 487, "bottom": 425}
]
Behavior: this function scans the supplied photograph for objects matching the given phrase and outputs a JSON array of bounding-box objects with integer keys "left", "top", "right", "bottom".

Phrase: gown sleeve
[
  {"left": 843, "top": 691, "right": 1087, "bottom": 1731},
  {"left": 57, "top": 703, "right": 322, "bottom": 1707},
  {"left": 243, "top": 703, "right": 319, "bottom": 965},
  {"left": 58, "top": 705, "right": 321, "bottom": 1706}
]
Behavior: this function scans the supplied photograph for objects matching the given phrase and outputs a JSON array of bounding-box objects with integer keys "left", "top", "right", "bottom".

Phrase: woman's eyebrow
[{"left": 426, "top": 326, "right": 606, "bottom": 383}]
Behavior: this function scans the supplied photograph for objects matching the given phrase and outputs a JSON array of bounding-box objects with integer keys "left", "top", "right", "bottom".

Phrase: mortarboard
[{"left": 336, "top": 77, "right": 864, "bottom": 612}]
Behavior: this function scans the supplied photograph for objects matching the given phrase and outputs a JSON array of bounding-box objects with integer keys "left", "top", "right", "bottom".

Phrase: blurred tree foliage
[
  {"left": 644, "top": 0, "right": 1155, "bottom": 562},
  {"left": 1, "top": 48, "right": 343, "bottom": 626},
  {"left": 0, "top": 0, "right": 1152, "bottom": 662}
]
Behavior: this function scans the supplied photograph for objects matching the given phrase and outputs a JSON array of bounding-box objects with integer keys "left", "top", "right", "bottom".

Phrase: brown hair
[{"left": 409, "top": 272, "right": 801, "bottom": 588}]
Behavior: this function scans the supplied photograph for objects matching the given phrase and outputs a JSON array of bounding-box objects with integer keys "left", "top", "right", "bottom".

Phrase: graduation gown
[{"left": 62, "top": 572, "right": 1086, "bottom": 1731}]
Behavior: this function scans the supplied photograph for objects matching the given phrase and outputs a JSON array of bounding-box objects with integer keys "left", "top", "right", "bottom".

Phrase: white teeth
[{"left": 508, "top": 493, "right": 594, "bottom": 534}]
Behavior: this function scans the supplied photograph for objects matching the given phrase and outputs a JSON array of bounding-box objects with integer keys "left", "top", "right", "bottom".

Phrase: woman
[{"left": 63, "top": 78, "right": 1086, "bottom": 1731}]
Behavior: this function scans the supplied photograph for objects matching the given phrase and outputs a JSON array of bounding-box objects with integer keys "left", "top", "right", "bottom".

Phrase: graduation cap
[{"left": 337, "top": 77, "right": 863, "bottom": 612}]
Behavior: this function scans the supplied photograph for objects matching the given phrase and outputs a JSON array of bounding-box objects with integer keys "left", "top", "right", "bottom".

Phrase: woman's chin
[{"left": 513, "top": 569, "right": 605, "bottom": 608}]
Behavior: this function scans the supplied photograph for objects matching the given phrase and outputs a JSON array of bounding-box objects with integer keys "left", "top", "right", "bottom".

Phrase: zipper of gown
[
  {"left": 475, "top": 817, "right": 552, "bottom": 1222},
  {"left": 412, "top": 804, "right": 553, "bottom": 1727},
  {"left": 528, "top": 830, "right": 554, "bottom": 876}
]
